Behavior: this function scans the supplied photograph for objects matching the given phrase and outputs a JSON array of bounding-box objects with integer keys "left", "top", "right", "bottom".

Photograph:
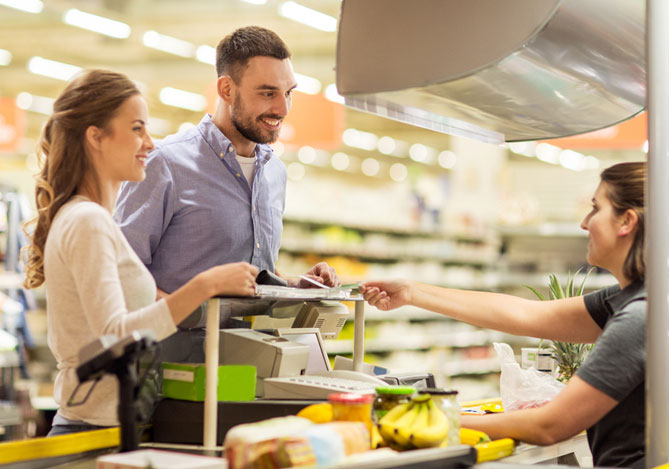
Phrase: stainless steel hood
[{"left": 335, "top": 0, "right": 646, "bottom": 143}]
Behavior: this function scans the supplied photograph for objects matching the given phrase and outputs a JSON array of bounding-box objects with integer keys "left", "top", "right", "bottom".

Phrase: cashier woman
[
  {"left": 23, "top": 70, "right": 258, "bottom": 436},
  {"left": 362, "top": 161, "right": 646, "bottom": 468}
]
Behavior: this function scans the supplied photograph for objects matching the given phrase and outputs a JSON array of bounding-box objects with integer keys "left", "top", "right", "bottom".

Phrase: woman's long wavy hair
[
  {"left": 600, "top": 161, "right": 646, "bottom": 282},
  {"left": 23, "top": 70, "right": 140, "bottom": 289}
]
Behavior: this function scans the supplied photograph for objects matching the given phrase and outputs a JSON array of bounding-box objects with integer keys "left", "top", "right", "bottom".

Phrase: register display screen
[{"left": 279, "top": 331, "right": 330, "bottom": 373}]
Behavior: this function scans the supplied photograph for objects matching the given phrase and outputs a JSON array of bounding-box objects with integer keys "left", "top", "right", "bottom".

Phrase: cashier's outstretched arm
[
  {"left": 360, "top": 280, "right": 602, "bottom": 343},
  {"left": 461, "top": 375, "right": 618, "bottom": 445}
]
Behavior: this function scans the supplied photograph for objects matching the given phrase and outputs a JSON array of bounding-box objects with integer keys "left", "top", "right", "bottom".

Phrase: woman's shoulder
[{"left": 52, "top": 197, "right": 115, "bottom": 236}]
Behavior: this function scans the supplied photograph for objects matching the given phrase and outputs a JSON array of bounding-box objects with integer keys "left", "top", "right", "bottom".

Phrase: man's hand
[{"left": 293, "top": 261, "right": 340, "bottom": 288}]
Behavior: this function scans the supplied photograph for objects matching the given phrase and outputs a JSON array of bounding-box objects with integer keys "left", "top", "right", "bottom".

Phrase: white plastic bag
[{"left": 493, "top": 342, "right": 565, "bottom": 411}]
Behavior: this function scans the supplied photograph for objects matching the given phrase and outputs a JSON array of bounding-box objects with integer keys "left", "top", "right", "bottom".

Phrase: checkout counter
[{"left": 0, "top": 287, "right": 593, "bottom": 468}]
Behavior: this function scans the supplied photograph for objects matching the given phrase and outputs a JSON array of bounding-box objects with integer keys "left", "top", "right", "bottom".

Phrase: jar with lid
[
  {"left": 372, "top": 386, "right": 415, "bottom": 423},
  {"left": 419, "top": 388, "right": 461, "bottom": 446},
  {"left": 328, "top": 392, "right": 374, "bottom": 435}
]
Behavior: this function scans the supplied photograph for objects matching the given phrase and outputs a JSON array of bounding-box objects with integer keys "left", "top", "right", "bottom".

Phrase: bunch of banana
[{"left": 377, "top": 394, "right": 449, "bottom": 450}]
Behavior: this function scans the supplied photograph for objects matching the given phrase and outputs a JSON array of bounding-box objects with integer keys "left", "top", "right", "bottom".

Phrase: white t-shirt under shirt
[
  {"left": 236, "top": 155, "right": 257, "bottom": 187},
  {"left": 44, "top": 196, "right": 177, "bottom": 426}
]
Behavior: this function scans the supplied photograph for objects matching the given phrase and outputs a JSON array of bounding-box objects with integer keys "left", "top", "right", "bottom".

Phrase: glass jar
[
  {"left": 372, "top": 386, "right": 415, "bottom": 423},
  {"left": 329, "top": 392, "right": 374, "bottom": 435},
  {"left": 419, "top": 388, "right": 461, "bottom": 446}
]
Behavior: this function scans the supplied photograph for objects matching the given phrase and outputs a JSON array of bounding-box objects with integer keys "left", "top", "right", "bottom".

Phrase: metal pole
[
  {"left": 646, "top": 0, "right": 669, "bottom": 466},
  {"left": 203, "top": 298, "right": 220, "bottom": 450},
  {"left": 353, "top": 300, "right": 365, "bottom": 371}
]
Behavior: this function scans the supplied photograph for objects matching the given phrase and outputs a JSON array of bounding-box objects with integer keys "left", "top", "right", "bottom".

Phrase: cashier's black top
[{"left": 579, "top": 279, "right": 646, "bottom": 468}]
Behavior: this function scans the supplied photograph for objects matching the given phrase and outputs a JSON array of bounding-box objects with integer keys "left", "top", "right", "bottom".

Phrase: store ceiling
[
  {"left": 0, "top": 0, "right": 458, "bottom": 161},
  {"left": 0, "top": 0, "right": 644, "bottom": 172}
]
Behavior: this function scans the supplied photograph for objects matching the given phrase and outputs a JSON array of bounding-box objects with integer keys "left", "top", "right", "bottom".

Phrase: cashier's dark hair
[
  {"left": 23, "top": 69, "right": 140, "bottom": 289},
  {"left": 215, "top": 26, "right": 291, "bottom": 83},
  {"left": 600, "top": 161, "right": 646, "bottom": 282}
]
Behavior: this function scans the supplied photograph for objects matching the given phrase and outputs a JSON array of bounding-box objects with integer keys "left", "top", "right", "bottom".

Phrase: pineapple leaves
[{"left": 525, "top": 269, "right": 594, "bottom": 383}]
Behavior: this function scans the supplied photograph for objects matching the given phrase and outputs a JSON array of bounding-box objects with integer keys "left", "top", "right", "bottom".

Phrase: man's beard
[{"left": 231, "top": 94, "right": 281, "bottom": 144}]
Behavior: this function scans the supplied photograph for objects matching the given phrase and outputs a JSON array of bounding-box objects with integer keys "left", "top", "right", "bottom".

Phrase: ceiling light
[
  {"left": 377, "top": 136, "right": 395, "bottom": 154},
  {"left": 16, "top": 92, "right": 54, "bottom": 114},
  {"left": 535, "top": 142, "right": 561, "bottom": 164},
  {"left": 278, "top": 1, "right": 337, "bottom": 32},
  {"left": 0, "top": 48, "right": 11, "bottom": 66},
  {"left": 342, "top": 128, "right": 377, "bottom": 151},
  {"left": 324, "top": 84, "right": 344, "bottom": 104},
  {"left": 159, "top": 87, "right": 206, "bottom": 111},
  {"left": 559, "top": 149, "right": 586, "bottom": 171},
  {"left": 241, "top": 0, "right": 268, "bottom": 4},
  {"left": 389, "top": 163, "right": 408, "bottom": 182},
  {"left": 438, "top": 150, "right": 457, "bottom": 169},
  {"left": 196, "top": 45, "right": 216, "bottom": 65},
  {"left": 0, "top": 0, "right": 43, "bottom": 13},
  {"left": 178, "top": 122, "right": 196, "bottom": 133},
  {"left": 409, "top": 143, "right": 428, "bottom": 162},
  {"left": 297, "top": 146, "right": 317, "bottom": 164},
  {"left": 294, "top": 72, "right": 321, "bottom": 95},
  {"left": 63, "top": 9, "right": 131, "bottom": 39},
  {"left": 584, "top": 156, "right": 600, "bottom": 170},
  {"left": 27, "top": 56, "right": 82, "bottom": 81},
  {"left": 361, "top": 158, "right": 380, "bottom": 176},
  {"left": 148, "top": 117, "right": 172, "bottom": 136},
  {"left": 331, "top": 152, "right": 349, "bottom": 171},
  {"left": 143, "top": 31, "right": 195, "bottom": 58}
]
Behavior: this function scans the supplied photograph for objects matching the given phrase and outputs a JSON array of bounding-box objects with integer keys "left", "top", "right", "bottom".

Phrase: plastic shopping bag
[{"left": 493, "top": 342, "right": 565, "bottom": 411}]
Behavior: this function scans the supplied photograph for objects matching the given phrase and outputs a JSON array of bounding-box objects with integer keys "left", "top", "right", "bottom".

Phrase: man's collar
[{"left": 198, "top": 114, "right": 274, "bottom": 165}]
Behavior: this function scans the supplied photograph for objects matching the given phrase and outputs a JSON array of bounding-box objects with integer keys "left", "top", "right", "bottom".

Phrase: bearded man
[{"left": 115, "top": 26, "right": 337, "bottom": 361}]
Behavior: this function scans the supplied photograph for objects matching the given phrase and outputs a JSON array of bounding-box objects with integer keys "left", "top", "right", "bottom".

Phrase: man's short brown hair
[{"left": 216, "top": 26, "right": 291, "bottom": 82}]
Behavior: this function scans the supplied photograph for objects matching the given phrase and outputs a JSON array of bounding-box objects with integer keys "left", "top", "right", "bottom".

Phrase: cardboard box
[{"left": 162, "top": 363, "right": 255, "bottom": 402}]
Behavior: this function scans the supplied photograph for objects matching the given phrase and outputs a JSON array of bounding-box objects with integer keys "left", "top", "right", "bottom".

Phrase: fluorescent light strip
[
  {"left": 63, "top": 9, "right": 131, "bottom": 39},
  {"left": 0, "top": 0, "right": 43, "bottom": 13},
  {"left": 143, "top": 31, "right": 195, "bottom": 58},
  {"left": 324, "top": 83, "right": 344, "bottom": 104},
  {"left": 159, "top": 87, "right": 206, "bottom": 111},
  {"left": 278, "top": 1, "right": 337, "bottom": 32},
  {"left": 0, "top": 48, "right": 11, "bottom": 66},
  {"left": 196, "top": 45, "right": 216, "bottom": 65},
  {"left": 294, "top": 72, "right": 321, "bottom": 95},
  {"left": 16, "top": 92, "right": 54, "bottom": 115},
  {"left": 27, "top": 56, "right": 82, "bottom": 81}
]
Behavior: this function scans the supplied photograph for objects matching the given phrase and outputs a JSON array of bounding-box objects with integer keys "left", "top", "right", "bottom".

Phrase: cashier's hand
[
  {"left": 360, "top": 280, "right": 412, "bottom": 311},
  {"left": 294, "top": 262, "right": 340, "bottom": 288}
]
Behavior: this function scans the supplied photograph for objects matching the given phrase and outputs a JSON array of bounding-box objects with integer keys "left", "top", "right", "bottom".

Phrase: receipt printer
[
  {"left": 292, "top": 302, "right": 349, "bottom": 339},
  {"left": 219, "top": 329, "right": 309, "bottom": 397}
]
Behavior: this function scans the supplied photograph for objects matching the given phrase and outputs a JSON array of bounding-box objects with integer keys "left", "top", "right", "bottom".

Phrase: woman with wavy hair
[
  {"left": 362, "top": 161, "right": 646, "bottom": 468},
  {"left": 23, "top": 69, "right": 258, "bottom": 436}
]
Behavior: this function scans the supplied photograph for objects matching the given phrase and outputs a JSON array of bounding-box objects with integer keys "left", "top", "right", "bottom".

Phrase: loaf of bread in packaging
[{"left": 224, "top": 416, "right": 370, "bottom": 469}]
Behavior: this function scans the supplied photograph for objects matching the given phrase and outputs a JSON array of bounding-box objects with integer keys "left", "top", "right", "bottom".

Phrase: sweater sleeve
[{"left": 60, "top": 205, "right": 176, "bottom": 341}]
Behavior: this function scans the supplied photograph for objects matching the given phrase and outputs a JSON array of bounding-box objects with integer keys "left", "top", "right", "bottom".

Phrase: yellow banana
[
  {"left": 475, "top": 438, "right": 515, "bottom": 462},
  {"left": 378, "top": 402, "right": 412, "bottom": 446},
  {"left": 396, "top": 402, "right": 428, "bottom": 448},
  {"left": 370, "top": 424, "right": 385, "bottom": 449},
  {"left": 460, "top": 427, "right": 491, "bottom": 445},
  {"left": 410, "top": 398, "right": 449, "bottom": 448},
  {"left": 389, "top": 401, "right": 422, "bottom": 448}
]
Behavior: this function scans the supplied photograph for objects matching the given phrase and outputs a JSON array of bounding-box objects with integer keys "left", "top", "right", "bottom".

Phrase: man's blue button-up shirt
[{"left": 115, "top": 114, "right": 286, "bottom": 293}]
